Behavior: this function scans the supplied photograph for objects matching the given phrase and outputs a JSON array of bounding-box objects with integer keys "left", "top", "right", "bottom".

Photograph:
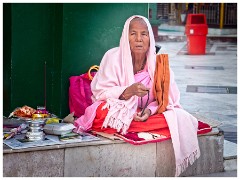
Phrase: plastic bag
[{"left": 69, "top": 65, "right": 99, "bottom": 117}]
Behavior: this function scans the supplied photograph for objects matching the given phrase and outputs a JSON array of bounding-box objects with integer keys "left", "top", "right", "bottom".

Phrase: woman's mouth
[{"left": 135, "top": 45, "right": 143, "bottom": 49}]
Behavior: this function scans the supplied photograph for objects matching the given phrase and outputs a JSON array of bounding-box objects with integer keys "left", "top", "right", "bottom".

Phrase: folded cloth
[
  {"left": 91, "top": 102, "right": 212, "bottom": 145},
  {"left": 115, "top": 132, "right": 170, "bottom": 145},
  {"left": 197, "top": 121, "right": 213, "bottom": 134},
  {"left": 153, "top": 54, "right": 170, "bottom": 113},
  {"left": 114, "top": 120, "right": 212, "bottom": 145}
]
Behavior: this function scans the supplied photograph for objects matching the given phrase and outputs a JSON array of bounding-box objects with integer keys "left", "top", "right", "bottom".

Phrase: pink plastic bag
[{"left": 69, "top": 66, "right": 99, "bottom": 117}]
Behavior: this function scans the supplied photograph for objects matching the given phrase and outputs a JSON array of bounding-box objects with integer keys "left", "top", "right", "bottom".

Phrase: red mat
[{"left": 114, "top": 121, "right": 212, "bottom": 145}]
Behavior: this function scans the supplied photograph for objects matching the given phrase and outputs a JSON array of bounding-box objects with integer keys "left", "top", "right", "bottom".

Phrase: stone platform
[{"left": 3, "top": 127, "right": 224, "bottom": 177}]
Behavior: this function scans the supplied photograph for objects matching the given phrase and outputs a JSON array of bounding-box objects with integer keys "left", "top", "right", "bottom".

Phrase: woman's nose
[{"left": 136, "top": 33, "right": 142, "bottom": 42}]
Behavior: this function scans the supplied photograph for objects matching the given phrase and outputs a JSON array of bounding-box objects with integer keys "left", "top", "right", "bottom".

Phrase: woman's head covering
[
  {"left": 91, "top": 15, "right": 156, "bottom": 134},
  {"left": 119, "top": 15, "right": 156, "bottom": 83}
]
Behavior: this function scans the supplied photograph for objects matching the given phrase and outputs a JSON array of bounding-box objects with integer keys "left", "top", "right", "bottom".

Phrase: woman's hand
[
  {"left": 120, "top": 82, "right": 150, "bottom": 100},
  {"left": 133, "top": 108, "right": 151, "bottom": 122}
]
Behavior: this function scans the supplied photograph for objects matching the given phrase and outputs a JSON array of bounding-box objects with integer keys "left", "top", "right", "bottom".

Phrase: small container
[
  {"left": 32, "top": 106, "right": 50, "bottom": 119},
  {"left": 32, "top": 114, "right": 45, "bottom": 119},
  {"left": 43, "top": 123, "right": 75, "bottom": 135},
  {"left": 25, "top": 119, "right": 46, "bottom": 141},
  {"left": 35, "top": 106, "right": 49, "bottom": 115}
]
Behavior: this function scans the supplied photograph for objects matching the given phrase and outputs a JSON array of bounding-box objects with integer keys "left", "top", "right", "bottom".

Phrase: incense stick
[{"left": 44, "top": 61, "right": 47, "bottom": 110}]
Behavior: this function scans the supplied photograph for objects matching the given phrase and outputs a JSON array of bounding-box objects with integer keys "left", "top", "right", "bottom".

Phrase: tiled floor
[
  {"left": 157, "top": 39, "right": 237, "bottom": 176},
  {"left": 177, "top": 41, "right": 215, "bottom": 55},
  {"left": 157, "top": 40, "right": 237, "bottom": 144}
]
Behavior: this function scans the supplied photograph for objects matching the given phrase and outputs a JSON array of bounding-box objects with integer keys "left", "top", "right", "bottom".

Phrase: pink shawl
[
  {"left": 163, "top": 69, "right": 200, "bottom": 176},
  {"left": 90, "top": 15, "right": 156, "bottom": 134},
  {"left": 74, "top": 15, "right": 200, "bottom": 176}
]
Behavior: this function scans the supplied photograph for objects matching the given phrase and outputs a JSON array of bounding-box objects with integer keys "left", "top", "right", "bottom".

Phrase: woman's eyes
[{"left": 130, "top": 32, "right": 148, "bottom": 36}]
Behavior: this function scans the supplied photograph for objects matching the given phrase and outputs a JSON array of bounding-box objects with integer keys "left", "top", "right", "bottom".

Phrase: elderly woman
[{"left": 74, "top": 15, "right": 200, "bottom": 176}]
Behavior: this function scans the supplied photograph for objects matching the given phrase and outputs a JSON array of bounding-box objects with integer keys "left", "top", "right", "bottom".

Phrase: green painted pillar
[{"left": 3, "top": 3, "right": 148, "bottom": 118}]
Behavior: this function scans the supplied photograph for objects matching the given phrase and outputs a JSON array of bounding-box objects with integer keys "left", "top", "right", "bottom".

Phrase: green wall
[{"left": 3, "top": 3, "right": 148, "bottom": 118}]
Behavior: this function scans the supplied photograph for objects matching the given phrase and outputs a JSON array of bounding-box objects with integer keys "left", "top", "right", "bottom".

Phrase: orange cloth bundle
[{"left": 153, "top": 54, "right": 170, "bottom": 114}]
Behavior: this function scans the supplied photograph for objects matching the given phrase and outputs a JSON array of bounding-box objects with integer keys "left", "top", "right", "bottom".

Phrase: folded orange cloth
[{"left": 153, "top": 54, "right": 170, "bottom": 114}]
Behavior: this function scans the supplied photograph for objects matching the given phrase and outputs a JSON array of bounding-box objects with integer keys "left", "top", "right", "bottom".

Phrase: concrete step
[
  {"left": 223, "top": 140, "right": 237, "bottom": 171},
  {"left": 192, "top": 170, "right": 237, "bottom": 177}
]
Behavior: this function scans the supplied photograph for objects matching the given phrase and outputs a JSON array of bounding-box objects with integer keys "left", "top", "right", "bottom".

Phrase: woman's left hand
[{"left": 133, "top": 108, "right": 151, "bottom": 122}]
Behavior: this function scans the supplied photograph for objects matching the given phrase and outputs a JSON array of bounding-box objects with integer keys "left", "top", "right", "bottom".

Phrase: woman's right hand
[{"left": 120, "top": 82, "right": 149, "bottom": 100}]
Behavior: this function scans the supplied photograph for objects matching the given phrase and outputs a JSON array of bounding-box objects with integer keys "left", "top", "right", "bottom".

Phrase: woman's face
[{"left": 129, "top": 18, "right": 150, "bottom": 55}]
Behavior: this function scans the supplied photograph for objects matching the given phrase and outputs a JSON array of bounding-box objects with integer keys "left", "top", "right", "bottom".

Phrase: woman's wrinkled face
[{"left": 129, "top": 18, "right": 150, "bottom": 54}]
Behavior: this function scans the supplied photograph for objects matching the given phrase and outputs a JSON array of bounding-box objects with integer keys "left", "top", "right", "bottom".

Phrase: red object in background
[{"left": 185, "top": 14, "right": 208, "bottom": 55}]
